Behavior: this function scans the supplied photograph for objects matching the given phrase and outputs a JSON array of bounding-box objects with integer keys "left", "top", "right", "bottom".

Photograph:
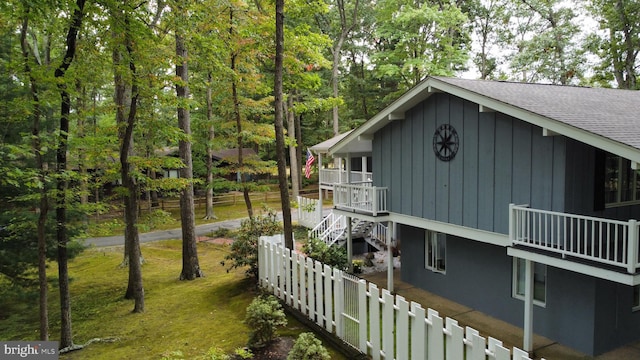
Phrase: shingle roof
[
  {"left": 330, "top": 76, "right": 640, "bottom": 162},
  {"left": 211, "top": 148, "right": 258, "bottom": 163},
  {"left": 310, "top": 130, "right": 353, "bottom": 153},
  {"left": 434, "top": 77, "right": 640, "bottom": 150}
]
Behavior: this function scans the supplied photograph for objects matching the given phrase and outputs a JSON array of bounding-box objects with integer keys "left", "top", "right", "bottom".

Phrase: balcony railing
[
  {"left": 333, "top": 182, "right": 388, "bottom": 216},
  {"left": 319, "top": 169, "right": 373, "bottom": 186},
  {"left": 510, "top": 204, "right": 640, "bottom": 273}
]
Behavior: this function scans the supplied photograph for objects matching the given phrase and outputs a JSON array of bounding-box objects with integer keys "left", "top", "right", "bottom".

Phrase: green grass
[
  {"left": 0, "top": 240, "right": 346, "bottom": 359},
  {"left": 86, "top": 200, "right": 285, "bottom": 237}
]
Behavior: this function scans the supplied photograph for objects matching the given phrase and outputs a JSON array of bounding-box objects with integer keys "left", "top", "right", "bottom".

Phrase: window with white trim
[
  {"left": 605, "top": 154, "right": 640, "bottom": 205},
  {"left": 425, "top": 231, "right": 446, "bottom": 274},
  {"left": 513, "top": 258, "right": 546, "bottom": 306}
]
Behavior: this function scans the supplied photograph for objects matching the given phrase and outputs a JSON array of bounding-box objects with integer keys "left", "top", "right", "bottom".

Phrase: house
[
  {"left": 323, "top": 76, "right": 640, "bottom": 356},
  {"left": 155, "top": 147, "right": 260, "bottom": 181},
  {"left": 211, "top": 148, "right": 260, "bottom": 182}
]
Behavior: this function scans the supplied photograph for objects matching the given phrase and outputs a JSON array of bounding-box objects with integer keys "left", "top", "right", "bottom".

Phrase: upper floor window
[
  {"left": 425, "top": 231, "right": 446, "bottom": 274},
  {"left": 605, "top": 154, "right": 640, "bottom": 205}
]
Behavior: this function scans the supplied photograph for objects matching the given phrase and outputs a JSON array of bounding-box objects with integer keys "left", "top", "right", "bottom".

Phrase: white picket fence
[
  {"left": 297, "top": 196, "right": 323, "bottom": 229},
  {"left": 258, "top": 238, "right": 540, "bottom": 360}
]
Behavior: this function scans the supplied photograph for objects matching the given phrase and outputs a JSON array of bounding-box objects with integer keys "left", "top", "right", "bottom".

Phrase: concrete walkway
[
  {"left": 84, "top": 211, "right": 302, "bottom": 248},
  {"left": 361, "top": 269, "right": 640, "bottom": 360}
]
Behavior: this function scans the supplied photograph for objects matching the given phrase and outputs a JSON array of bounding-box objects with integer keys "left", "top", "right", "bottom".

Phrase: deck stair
[{"left": 308, "top": 210, "right": 388, "bottom": 250}]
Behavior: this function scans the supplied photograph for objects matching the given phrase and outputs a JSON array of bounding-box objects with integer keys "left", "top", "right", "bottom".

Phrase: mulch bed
[
  {"left": 251, "top": 337, "right": 295, "bottom": 360},
  {"left": 197, "top": 236, "right": 234, "bottom": 245}
]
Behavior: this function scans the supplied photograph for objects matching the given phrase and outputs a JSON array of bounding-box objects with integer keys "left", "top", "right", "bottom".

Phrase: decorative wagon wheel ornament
[{"left": 432, "top": 124, "right": 459, "bottom": 162}]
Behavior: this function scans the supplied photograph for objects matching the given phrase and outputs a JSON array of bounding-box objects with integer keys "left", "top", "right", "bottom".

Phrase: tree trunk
[
  {"left": 275, "top": 0, "right": 293, "bottom": 249},
  {"left": 229, "top": 8, "right": 253, "bottom": 219},
  {"left": 176, "top": 26, "right": 203, "bottom": 280},
  {"left": 150, "top": 170, "right": 159, "bottom": 208},
  {"left": 54, "top": 0, "right": 85, "bottom": 348},
  {"left": 112, "top": 20, "right": 134, "bottom": 266},
  {"left": 204, "top": 72, "right": 217, "bottom": 220},
  {"left": 20, "top": 12, "right": 49, "bottom": 340},
  {"left": 295, "top": 113, "right": 303, "bottom": 188},
  {"left": 112, "top": 10, "right": 145, "bottom": 312},
  {"left": 286, "top": 94, "right": 299, "bottom": 197}
]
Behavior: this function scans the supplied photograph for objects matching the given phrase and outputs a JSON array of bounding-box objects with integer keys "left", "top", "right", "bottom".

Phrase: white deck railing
[
  {"left": 371, "top": 222, "right": 391, "bottom": 246},
  {"left": 510, "top": 204, "right": 640, "bottom": 273},
  {"left": 333, "top": 183, "right": 388, "bottom": 216},
  {"left": 308, "top": 212, "right": 347, "bottom": 246},
  {"left": 258, "top": 238, "right": 539, "bottom": 360},
  {"left": 297, "top": 196, "right": 323, "bottom": 229},
  {"left": 319, "top": 169, "right": 373, "bottom": 186}
]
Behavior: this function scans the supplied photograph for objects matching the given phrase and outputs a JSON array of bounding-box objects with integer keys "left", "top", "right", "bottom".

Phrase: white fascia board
[
  {"left": 428, "top": 79, "right": 640, "bottom": 164},
  {"left": 329, "top": 210, "right": 510, "bottom": 247},
  {"left": 507, "top": 248, "right": 640, "bottom": 285},
  {"left": 329, "top": 80, "right": 438, "bottom": 156},
  {"left": 331, "top": 208, "right": 390, "bottom": 223},
  {"left": 479, "top": 104, "right": 495, "bottom": 113},
  {"left": 388, "top": 213, "right": 510, "bottom": 247}
]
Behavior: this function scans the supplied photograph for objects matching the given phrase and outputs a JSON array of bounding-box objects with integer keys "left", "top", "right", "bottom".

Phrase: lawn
[{"left": 0, "top": 239, "right": 347, "bottom": 359}]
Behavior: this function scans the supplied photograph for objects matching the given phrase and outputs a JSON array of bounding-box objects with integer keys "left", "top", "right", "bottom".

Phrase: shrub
[
  {"left": 139, "top": 209, "right": 174, "bottom": 232},
  {"left": 244, "top": 295, "right": 287, "bottom": 348},
  {"left": 286, "top": 332, "right": 330, "bottom": 360},
  {"left": 222, "top": 207, "right": 282, "bottom": 279},
  {"left": 302, "top": 238, "right": 348, "bottom": 270},
  {"left": 352, "top": 259, "right": 364, "bottom": 274}
]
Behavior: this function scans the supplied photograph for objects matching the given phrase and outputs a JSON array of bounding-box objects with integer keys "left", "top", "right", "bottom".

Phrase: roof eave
[
  {"left": 331, "top": 76, "right": 640, "bottom": 164},
  {"left": 431, "top": 78, "right": 640, "bottom": 164},
  {"left": 329, "top": 79, "right": 441, "bottom": 156}
]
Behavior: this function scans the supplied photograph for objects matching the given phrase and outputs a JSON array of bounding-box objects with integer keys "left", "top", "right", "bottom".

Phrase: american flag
[{"left": 304, "top": 149, "right": 315, "bottom": 179}]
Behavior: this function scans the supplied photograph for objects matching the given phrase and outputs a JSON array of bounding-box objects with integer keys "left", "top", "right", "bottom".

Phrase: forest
[{"left": 1, "top": 0, "right": 639, "bottom": 356}]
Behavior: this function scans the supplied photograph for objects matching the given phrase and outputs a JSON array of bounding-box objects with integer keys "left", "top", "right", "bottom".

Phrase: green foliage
[
  {"left": 89, "top": 218, "right": 125, "bottom": 237},
  {"left": 372, "top": 0, "right": 470, "bottom": 94},
  {"left": 222, "top": 207, "right": 282, "bottom": 279},
  {"left": 0, "top": 211, "right": 85, "bottom": 287},
  {"left": 208, "top": 227, "right": 234, "bottom": 239},
  {"left": 244, "top": 295, "right": 288, "bottom": 348},
  {"left": 233, "top": 347, "right": 254, "bottom": 359},
  {"left": 352, "top": 259, "right": 364, "bottom": 274},
  {"left": 302, "top": 238, "right": 348, "bottom": 270},
  {"left": 138, "top": 209, "right": 176, "bottom": 232},
  {"left": 287, "top": 332, "right": 330, "bottom": 360}
]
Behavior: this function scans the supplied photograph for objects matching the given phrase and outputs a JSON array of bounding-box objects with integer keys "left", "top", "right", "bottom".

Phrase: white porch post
[
  {"left": 387, "top": 221, "right": 394, "bottom": 293},
  {"left": 628, "top": 219, "right": 638, "bottom": 274},
  {"left": 523, "top": 259, "right": 534, "bottom": 353},
  {"left": 347, "top": 216, "right": 353, "bottom": 272},
  {"left": 345, "top": 154, "right": 351, "bottom": 183},
  {"left": 361, "top": 156, "right": 367, "bottom": 181},
  {"left": 317, "top": 153, "right": 323, "bottom": 205}
]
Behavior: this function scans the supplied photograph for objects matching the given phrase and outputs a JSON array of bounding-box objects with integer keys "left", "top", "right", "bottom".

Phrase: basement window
[
  {"left": 425, "top": 231, "right": 446, "bottom": 274},
  {"left": 513, "top": 258, "right": 546, "bottom": 307}
]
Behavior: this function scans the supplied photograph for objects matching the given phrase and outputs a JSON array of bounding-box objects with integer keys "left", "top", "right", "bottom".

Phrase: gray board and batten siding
[
  {"left": 400, "top": 224, "right": 640, "bottom": 356},
  {"left": 372, "top": 91, "right": 640, "bottom": 356},
  {"left": 373, "top": 91, "right": 568, "bottom": 235}
]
